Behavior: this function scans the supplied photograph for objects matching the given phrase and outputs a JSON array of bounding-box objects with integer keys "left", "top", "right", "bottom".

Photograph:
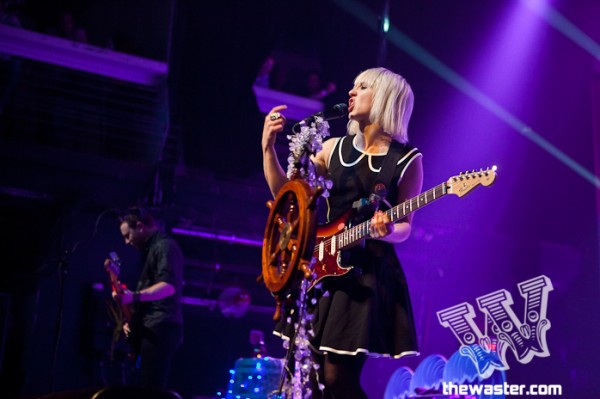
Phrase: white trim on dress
[{"left": 273, "top": 331, "right": 420, "bottom": 360}]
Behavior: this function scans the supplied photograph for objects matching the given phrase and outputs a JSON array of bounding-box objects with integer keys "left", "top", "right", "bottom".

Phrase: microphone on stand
[{"left": 293, "top": 103, "right": 348, "bottom": 132}]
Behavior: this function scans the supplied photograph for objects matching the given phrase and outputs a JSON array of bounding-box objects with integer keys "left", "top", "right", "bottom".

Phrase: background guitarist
[
  {"left": 109, "top": 207, "right": 184, "bottom": 390},
  {"left": 262, "top": 67, "right": 423, "bottom": 399}
]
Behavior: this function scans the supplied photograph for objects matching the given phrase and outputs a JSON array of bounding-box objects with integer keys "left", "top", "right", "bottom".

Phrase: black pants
[{"left": 138, "top": 322, "right": 183, "bottom": 389}]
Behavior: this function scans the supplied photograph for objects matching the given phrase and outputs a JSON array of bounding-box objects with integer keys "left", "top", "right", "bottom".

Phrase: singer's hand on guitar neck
[
  {"left": 369, "top": 210, "right": 394, "bottom": 239},
  {"left": 368, "top": 211, "right": 413, "bottom": 243}
]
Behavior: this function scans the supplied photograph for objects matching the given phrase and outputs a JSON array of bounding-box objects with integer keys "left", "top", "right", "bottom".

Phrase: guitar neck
[{"left": 337, "top": 181, "right": 449, "bottom": 248}]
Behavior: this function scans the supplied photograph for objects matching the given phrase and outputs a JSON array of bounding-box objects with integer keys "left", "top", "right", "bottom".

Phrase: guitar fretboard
[{"left": 335, "top": 182, "right": 448, "bottom": 248}]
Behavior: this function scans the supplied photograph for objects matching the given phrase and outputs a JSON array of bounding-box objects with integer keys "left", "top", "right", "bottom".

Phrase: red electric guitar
[{"left": 309, "top": 167, "right": 497, "bottom": 290}]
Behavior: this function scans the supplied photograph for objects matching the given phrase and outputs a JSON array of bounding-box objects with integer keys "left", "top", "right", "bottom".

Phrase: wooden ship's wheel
[{"left": 261, "top": 179, "right": 321, "bottom": 320}]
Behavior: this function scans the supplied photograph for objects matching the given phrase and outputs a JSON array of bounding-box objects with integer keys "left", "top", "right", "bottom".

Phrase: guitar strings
[{"left": 313, "top": 183, "right": 447, "bottom": 253}]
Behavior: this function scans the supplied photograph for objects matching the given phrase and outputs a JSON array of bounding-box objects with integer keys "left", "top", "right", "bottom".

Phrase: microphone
[{"left": 299, "top": 103, "right": 348, "bottom": 126}]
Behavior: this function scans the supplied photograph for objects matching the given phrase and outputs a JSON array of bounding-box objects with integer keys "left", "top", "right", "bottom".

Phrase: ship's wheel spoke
[{"left": 269, "top": 246, "right": 282, "bottom": 265}]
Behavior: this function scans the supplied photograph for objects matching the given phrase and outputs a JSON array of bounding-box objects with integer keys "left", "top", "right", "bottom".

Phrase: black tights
[{"left": 313, "top": 352, "right": 368, "bottom": 399}]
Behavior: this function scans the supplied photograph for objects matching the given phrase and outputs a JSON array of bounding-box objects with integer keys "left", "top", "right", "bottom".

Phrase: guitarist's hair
[
  {"left": 118, "top": 207, "right": 156, "bottom": 228},
  {"left": 347, "top": 67, "right": 414, "bottom": 144}
]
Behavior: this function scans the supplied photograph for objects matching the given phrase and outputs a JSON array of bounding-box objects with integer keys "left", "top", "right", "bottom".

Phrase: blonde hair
[{"left": 348, "top": 67, "right": 414, "bottom": 143}]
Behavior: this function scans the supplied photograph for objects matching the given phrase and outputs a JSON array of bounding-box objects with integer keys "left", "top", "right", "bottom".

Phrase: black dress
[{"left": 277, "top": 135, "right": 421, "bottom": 359}]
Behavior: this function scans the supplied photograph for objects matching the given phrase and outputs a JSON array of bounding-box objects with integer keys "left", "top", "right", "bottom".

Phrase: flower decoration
[
  {"left": 278, "top": 118, "right": 334, "bottom": 398},
  {"left": 284, "top": 263, "right": 329, "bottom": 399},
  {"left": 286, "top": 118, "right": 333, "bottom": 197}
]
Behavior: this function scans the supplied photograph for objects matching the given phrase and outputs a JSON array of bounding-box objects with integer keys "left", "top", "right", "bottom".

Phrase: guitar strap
[
  {"left": 349, "top": 138, "right": 405, "bottom": 215},
  {"left": 372, "top": 140, "right": 405, "bottom": 207}
]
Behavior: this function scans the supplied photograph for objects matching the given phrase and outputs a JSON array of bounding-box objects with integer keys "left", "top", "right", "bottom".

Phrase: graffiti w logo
[{"left": 437, "top": 275, "right": 553, "bottom": 379}]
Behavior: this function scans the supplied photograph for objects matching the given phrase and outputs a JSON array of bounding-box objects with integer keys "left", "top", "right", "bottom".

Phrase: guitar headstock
[
  {"left": 447, "top": 166, "right": 497, "bottom": 198},
  {"left": 104, "top": 251, "right": 121, "bottom": 281}
]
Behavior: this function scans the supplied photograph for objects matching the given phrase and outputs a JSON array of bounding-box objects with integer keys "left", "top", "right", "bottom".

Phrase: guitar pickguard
[{"left": 310, "top": 212, "right": 356, "bottom": 290}]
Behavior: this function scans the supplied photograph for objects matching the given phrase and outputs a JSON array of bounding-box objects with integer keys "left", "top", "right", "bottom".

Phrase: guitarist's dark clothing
[
  {"left": 134, "top": 231, "right": 184, "bottom": 389},
  {"left": 312, "top": 135, "right": 421, "bottom": 358}
]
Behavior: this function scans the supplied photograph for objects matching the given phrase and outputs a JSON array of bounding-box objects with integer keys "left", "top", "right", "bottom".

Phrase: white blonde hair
[{"left": 348, "top": 67, "right": 414, "bottom": 143}]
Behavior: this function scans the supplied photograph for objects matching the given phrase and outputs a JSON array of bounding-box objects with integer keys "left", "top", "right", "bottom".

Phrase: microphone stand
[
  {"left": 49, "top": 248, "right": 72, "bottom": 392},
  {"left": 47, "top": 208, "right": 118, "bottom": 392}
]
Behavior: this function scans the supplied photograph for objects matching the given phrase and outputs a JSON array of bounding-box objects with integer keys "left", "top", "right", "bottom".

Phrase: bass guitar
[
  {"left": 104, "top": 252, "right": 140, "bottom": 357},
  {"left": 310, "top": 167, "right": 497, "bottom": 290},
  {"left": 104, "top": 252, "right": 132, "bottom": 323}
]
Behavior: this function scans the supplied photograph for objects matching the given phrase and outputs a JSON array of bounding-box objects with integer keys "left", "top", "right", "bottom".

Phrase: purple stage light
[{"left": 171, "top": 227, "right": 263, "bottom": 247}]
